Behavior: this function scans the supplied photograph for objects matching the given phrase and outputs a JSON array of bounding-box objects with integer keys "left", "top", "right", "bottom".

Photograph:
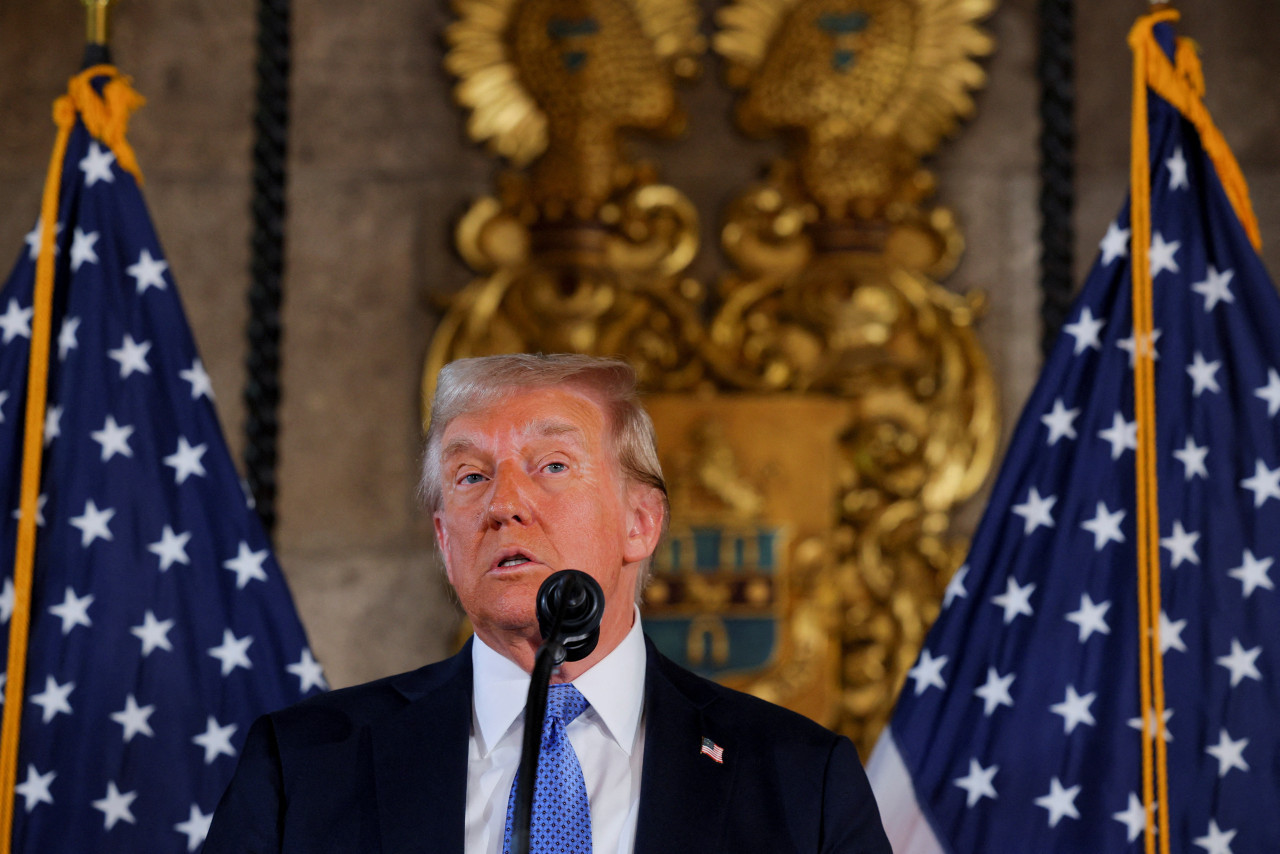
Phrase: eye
[
  {"left": 459, "top": 472, "right": 487, "bottom": 485},
  {"left": 543, "top": 461, "right": 568, "bottom": 474}
]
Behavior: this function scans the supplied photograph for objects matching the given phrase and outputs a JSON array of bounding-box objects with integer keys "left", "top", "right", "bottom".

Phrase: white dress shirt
[{"left": 465, "top": 612, "right": 647, "bottom": 854}]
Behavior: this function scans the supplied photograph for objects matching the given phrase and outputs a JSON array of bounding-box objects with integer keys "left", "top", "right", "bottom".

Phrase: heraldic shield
[
  {"left": 642, "top": 396, "right": 845, "bottom": 715},
  {"left": 432, "top": 0, "right": 998, "bottom": 751}
]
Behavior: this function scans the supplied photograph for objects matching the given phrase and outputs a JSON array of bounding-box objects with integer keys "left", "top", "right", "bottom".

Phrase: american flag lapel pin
[{"left": 700, "top": 737, "right": 724, "bottom": 764}]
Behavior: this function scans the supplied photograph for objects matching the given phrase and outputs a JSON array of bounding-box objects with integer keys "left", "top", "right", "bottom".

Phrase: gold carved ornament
[{"left": 430, "top": 0, "right": 999, "bottom": 755}]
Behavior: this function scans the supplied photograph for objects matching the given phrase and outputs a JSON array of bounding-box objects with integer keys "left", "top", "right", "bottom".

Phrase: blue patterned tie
[{"left": 502, "top": 683, "right": 592, "bottom": 854}]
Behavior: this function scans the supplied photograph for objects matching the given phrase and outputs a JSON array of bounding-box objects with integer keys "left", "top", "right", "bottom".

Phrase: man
[{"left": 205, "top": 353, "right": 890, "bottom": 853}]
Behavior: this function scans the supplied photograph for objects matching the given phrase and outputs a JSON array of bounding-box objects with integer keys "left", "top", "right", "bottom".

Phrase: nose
[{"left": 486, "top": 461, "right": 533, "bottom": 527}]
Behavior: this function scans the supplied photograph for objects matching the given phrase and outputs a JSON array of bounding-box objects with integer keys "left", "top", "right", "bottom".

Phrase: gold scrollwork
[{"left": 433, "top": 0, "right": 1000, "bottom": 754}]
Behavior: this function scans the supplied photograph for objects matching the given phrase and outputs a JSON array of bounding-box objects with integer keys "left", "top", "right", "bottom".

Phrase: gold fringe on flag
[
  {"left": 0, "top": 64, "right": 144, "bottom": 852},
  {"left": 1126, "top": 9, "right": 1260, "bottom": 854}
]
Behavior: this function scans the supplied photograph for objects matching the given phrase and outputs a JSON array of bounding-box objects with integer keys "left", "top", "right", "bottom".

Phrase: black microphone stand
[{"left": 510, "top": 570, "right": 603, "bottom": 854}]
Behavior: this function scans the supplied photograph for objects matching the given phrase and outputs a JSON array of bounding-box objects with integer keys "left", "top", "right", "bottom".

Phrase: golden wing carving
[{"left": 446, "top": 0, "right": 704, "bottom": 168}]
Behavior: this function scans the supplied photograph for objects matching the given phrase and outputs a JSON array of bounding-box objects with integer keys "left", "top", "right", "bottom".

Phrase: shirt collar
[{"left": 471, "top": 607, "right": 647, "bottom": 758}]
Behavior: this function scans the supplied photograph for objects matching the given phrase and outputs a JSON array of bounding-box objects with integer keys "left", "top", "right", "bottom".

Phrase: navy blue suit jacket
[{"left": 204, "top": 637, "right": 890, "bottom": 853}]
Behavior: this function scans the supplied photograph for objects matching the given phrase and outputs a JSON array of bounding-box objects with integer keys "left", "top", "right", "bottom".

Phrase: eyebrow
[{"left": 439, "top": 419, "right": 587, "bottom": 461}]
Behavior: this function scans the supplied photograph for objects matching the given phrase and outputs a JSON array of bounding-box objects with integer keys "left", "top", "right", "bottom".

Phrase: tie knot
[{"left": 546, "top": 683, "right": 589, "bottom": 725}]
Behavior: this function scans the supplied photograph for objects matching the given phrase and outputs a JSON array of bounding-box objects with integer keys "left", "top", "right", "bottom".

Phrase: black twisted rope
[
  {"left": 1037, "top": 0, "right": 1075, "bottom": 358},
  {"left": 244, "top": 0, "right": 290, "bottom": 538}
]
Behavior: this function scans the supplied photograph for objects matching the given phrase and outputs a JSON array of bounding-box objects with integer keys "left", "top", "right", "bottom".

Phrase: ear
[
  {"left": 622, "top": 485, "right": 666, "bottom": 565},
  {"left": 433, "top": 512, "right": 455, "bottom": 581}
]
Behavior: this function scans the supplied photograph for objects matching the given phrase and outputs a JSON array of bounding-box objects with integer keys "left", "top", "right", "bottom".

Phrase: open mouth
[{"left": 496, "top": 552, "right": 534, "bottom": 569}]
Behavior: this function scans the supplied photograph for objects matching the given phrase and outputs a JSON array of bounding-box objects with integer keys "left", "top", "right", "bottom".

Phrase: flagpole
[{"left": 84, "top": 0, "right": 115, "bottom": 45}]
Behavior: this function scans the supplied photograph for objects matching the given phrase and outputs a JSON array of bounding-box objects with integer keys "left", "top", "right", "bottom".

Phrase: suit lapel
[
  {"left": 634, "top": 641, "right": 737, "bottom": 853},
  {"left": 372, "top": 645, "right": 473, "bottom": 853}
]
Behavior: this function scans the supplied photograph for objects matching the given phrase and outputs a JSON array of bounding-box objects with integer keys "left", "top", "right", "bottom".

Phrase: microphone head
[{"left": 536, "top": 569, "right": 605, "bottom": 662}]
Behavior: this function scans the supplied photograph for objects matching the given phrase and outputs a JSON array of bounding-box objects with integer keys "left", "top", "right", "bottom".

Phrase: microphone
[
  {"left": 536, "top": 569, "right": 604, "bottom": 663},
  {"left": 511, "top": 570, "right": 606, "bottom": 854}
]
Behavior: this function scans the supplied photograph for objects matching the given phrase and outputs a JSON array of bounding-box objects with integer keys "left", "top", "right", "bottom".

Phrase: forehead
[{"left": 438, "top": 385, "right": 611, "bottom": 456}]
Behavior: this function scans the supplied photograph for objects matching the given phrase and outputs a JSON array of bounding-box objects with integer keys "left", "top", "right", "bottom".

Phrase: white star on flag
[
  {"left": 1081, "top": 501, "right": 1126, "bottom": 551},
  {"left": 1098, "top": 222, "right": 1130, "bottom": 266},
  {"left": 1227, "top": 549, "right": 1274, "bottom": 598},
  {"left": 1192, "top": 265, "right": 1235, "bottom": 311},
  {"left": 223, "top": 541, "right": 270, "bottom": 589},
  {"left": 14, "top": 765, "right": 55, "bottom": 813},
  {"left": 1065, "top": 593, "right": 1111, "bottom": 642},
  {"left": 953, "top": 759, "right": 998, "bottom": 808},
  {"left": 9, "top": 493, "right": 46, "bottom": 528},
  {"left": 1117, "top": 328, "right": 1162, "bottom": 366},
  {"left": 48, "top": 586, "right": 93, "bottom": 635},
  {"left": 1240, "top": 459, "right": 1280, "bottom": 508},
  {"left": 943, "top": 565, "right": 968, "bottom": 609},
  {"left": 1158, "top": 610, "right": 1188, "bottom": 654},
  {"left": 192, "top": 716, "right": 238, "bottom": 764},
  {"left": 23, "top": 217, "right": 61, "bottom": 260},
  {"left": 29, "top": 676, "right": 74, "bottom": 724},
  {"left": 1050, "top": 685, "right": 1096, "bottom": 734},
  {"left": 164, "top": 437, "right": 209, "bottom": 485},
  {"left": 1113, "top": 793, "right": 1149, "bottom": 844},
  {"left": 1205, "top": 729, "right": 1250, "bottom": 778},
  {"left": 287, "top": 648, "right": 328, "bottom": 693},
  {"left": 130, "top": 610, "right": 176, "bottom": 657},
  {"left": 107, "top": 333, "right": 152, "bottom": 378},
  {"left": 1173, "top": 435, "right": 1209, "bottom": 480},
  {"left": 1033, "top": 777, "right": 1081, "bottom": 828},
  {"left": 57, "top": 316, "right": 80, "bottom": 361},
  {"left": 1011, "top": 487, "right": 1056, "bottom": 535},
  {"left": 175, "top": 804, "right": 214, "bottom": 852},
  {"left": 68, "top": 498, "right": 115, "bottom": 547},
  {"left": 1148, "top": 231, "right": 1181, "bottom": 277},
  {"left": 1160, "top": 520, "right": 1201, "bottom": 568},
  {"left": 1062, "top": 306, "right": 1106, "bottom": 354},
  {"left": 907, "top": 649, "right": 948, "bottom": 695},
  {"left": 78, "top": 141, "right": 116, "bottom": 186},
  {"left": 1193, "top": 819, "right": 1237, "bottom": 854},
  {"left": 1186, "top": 352, "right": 1222, "bottom": 396},
  {"left": 0, "top": 579, "right": 13, "bottom": 623},
  {"left": 1040, "top": 398, "right": 1080, "bottom": 445},
  {"left": 148, "top": 525, "right": 193, "bottom": 571},
  {"left": 1098, "top": 412, "right": 1138, "bottom": 460},
  {"left": 126, "top": 248, "right": 169, "bottom": 294},
  {"left": 180, "top": 358, "right": 215, "bottom": 400},
  {"left": 69, "top": 227, "right": 99, "bottom": 273},
  {"left": 1127, "top": 707, "right": 1173, "bottom": 742},
  {"left": 1166, "top": 146, "right": 1189, "bottom": 190},
  {"left": 91, "top": 781, "right": 138, "bottom": 830},
  {"left": 1216, "top": 639, "right": 1262, "bottom": 688},
  {"left": 0, "top": 299, "right": 33, "bottom": 344},
  {"left": 991, "top": 577, "right": 1036, "bottom": 624},
  {"left": 110, "top": 694, "right": 157, "bottom": 743},
  {"left": 90, "top": 414, "right": 135, "bottom": 462},
  {"left": 208, "top": 629, "right": 254, "bottom": 676},
  {"left": 43, "top": 404, "right": 62, "bottom": 447},
  {"left": 973, "top": 667, "right": 1015, "bottom": 716},
  {"left": 1256, "top": 369, "right": 1280, "bottom": 417}
]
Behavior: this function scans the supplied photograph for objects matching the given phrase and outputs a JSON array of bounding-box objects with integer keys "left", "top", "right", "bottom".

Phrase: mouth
[{"left": 492, "top": 549, "right": 540, "bottom": 572}]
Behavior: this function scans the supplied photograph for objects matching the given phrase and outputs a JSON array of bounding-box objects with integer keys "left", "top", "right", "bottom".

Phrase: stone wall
[{"left": 1, "top": 0, "right": 1278, "bottom": 689}]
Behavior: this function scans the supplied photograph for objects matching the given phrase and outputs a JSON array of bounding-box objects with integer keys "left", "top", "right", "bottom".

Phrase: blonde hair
[{"left": 421, "top": 352, "right": 669, "bottom": 527}]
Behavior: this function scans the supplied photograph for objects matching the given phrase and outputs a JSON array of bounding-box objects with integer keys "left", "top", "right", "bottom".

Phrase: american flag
[
  {"left": 868, "top": 20, "right": 1280, "bottom": 854},
  {"left": 700, "top": 737, "right": 724, "bottom": 764},
  {"left": 0, "top": 68, "right": 324, "bottom": 851}
]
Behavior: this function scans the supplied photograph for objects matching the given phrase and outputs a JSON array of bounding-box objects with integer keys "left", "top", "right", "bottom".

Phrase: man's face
[{"left": 432, "top": 385, "right": 662, "bottom": 657}]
